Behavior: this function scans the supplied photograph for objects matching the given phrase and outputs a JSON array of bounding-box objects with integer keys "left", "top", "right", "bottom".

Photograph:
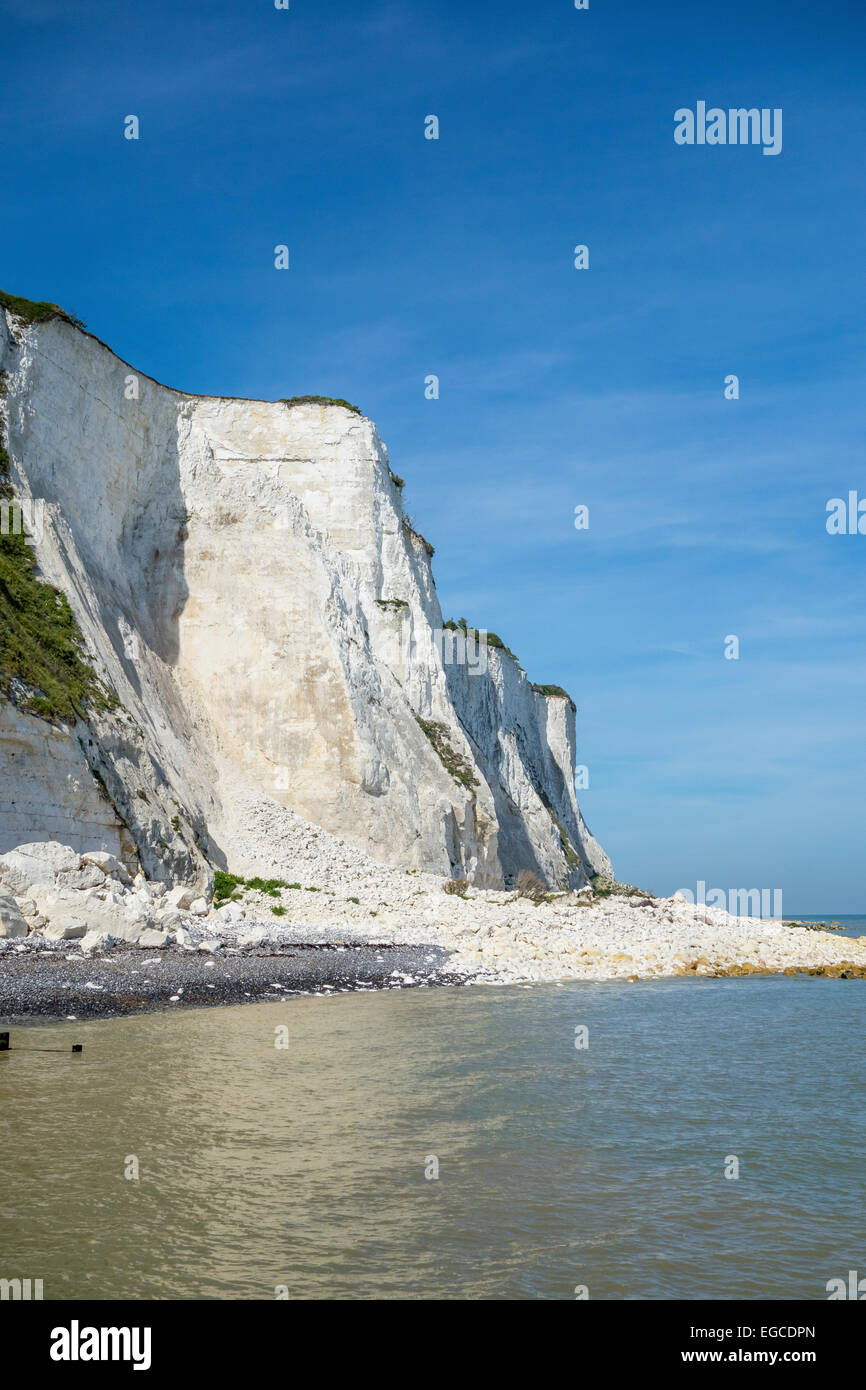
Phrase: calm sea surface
[{"left": 2, "top": 918, "right": 865, "bottom": 1301}]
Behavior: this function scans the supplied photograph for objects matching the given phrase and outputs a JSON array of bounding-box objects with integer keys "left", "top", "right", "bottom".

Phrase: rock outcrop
[{"left": 0, "top": 298, "right": 610, "bottom": 888}]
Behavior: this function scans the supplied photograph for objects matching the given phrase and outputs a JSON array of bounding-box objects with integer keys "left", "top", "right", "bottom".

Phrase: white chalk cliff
[{"left": 0, "top": 304, "right": 611, "bottom": 890}]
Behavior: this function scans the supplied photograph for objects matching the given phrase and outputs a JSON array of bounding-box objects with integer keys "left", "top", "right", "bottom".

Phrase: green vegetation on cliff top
[
  {"left": 531, "top": 683, "right": 575, "bottom": 704},
  {"left": 0, "top": 288, "right": 86, "bottom": 331},
  {"left": 444, "top": 617, "right": 519, "bottom": 662},
  {"left": 279, "top": 395, "right": 361, "bottom": 414},
  {"left": 442, "top": 621, "right": 575, "bottom": 704}
]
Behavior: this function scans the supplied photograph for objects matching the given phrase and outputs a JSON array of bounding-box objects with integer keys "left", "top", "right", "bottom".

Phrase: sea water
[{"left": 1, "top": 941, "right": 864, "bottom": 1300}]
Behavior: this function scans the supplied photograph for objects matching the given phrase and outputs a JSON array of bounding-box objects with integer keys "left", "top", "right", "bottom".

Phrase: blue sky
[{"left": 2, "top": 0, "right": 864, "bottom": 910}]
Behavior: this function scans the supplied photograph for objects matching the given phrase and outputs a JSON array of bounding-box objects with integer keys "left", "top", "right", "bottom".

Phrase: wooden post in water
[{"left": 0, "top": 1031, "right": 82, "bottom": 1054}]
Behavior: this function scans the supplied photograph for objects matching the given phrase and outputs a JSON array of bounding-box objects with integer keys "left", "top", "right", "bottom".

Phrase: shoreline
[
  {"left": 0, "top": 943, "right": 464, "bottom": 1022},
  {"left": 3, "top": 934, "right": 866, "bottom": 1024},
  {"left": 3, "top": 839, "right": 866, "bottom": 1020}
]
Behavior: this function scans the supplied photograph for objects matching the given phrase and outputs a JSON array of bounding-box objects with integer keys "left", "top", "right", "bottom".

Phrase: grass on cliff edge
[
  {"left": 531, "top": 683, "right": 574, "bottom": 704},
  {"left": 442, "top": 620, "right": 576, "bottom": 705},
  {"left": 0, "top": 288, "right": 86, "bottom": 330},
  {"left": 279, "top": 395, "right": 361, "bottom": 414}
]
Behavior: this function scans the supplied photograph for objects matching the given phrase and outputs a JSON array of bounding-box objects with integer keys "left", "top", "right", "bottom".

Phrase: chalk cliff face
[{"left": 0, "top": 306, "right": 611, "bottom": 889}]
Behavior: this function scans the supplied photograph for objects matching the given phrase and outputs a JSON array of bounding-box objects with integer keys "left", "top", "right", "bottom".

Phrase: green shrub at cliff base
[
  {"left": 212, "top": 870, "right": 245, "bottom": 903},
  {"left": 515, "top": 868, "right": 549, "bottom": 903},
  {"left": 590, "top": 874, "right": 653, "bottom": 900},
  {"left": 212, "top": 871, "right": 297, "bottom": 905},
  {"left": 0, "top": 288, "right": 86, "bottom": 331},
  {"left": 0, "top": 517, "right": 116, "bottom": 724},
  {"left": 244, "top": 875, "right": 291, "bottom": 898}
]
